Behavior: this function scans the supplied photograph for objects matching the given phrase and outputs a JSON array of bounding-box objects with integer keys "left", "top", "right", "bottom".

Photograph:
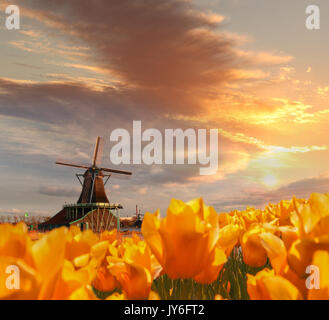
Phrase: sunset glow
[
  {"left": 262, "top": 174, "right": 278, "bottom": 188},
  {"left": 0, "top": 0, "right": 328, "bottom": 217}
]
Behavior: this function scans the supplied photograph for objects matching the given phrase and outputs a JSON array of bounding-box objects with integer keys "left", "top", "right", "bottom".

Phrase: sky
[{"left": 0, "top": 0, "right": 328, "bottom": 217}]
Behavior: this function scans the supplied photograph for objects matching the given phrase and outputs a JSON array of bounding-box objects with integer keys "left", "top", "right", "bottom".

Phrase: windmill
[
  {"left": 39, "top": 137, "right": 132, "bottom": 233},
  {"left": 56, "top": 136, "right": 132, "bottom": 204}
]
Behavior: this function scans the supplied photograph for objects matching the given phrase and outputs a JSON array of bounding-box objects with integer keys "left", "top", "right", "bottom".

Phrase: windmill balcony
[{"left": 63, "top": 202, "right": 123, "bottom": 221}]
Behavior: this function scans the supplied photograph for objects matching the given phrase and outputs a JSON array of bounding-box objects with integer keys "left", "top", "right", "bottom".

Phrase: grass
[
  {"left": 152, "top": 246, "right": 271, "bottom": 300},
  {"left": 93, "top": 246, "right": 272, "bottom": 300}
]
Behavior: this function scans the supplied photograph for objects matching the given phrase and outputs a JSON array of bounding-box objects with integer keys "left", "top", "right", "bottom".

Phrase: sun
[{"left": 262, "top": 174, "right": 278, "bottom": 188}]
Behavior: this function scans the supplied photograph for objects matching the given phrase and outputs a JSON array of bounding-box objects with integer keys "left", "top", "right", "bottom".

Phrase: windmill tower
[{"left": 39, "top": 137, "right": 132, "bottom": 233}]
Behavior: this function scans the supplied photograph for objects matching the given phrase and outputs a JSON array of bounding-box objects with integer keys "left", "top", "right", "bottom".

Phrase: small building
[{"left": 38, "top": 203, "right": 123, "bottom": 233}]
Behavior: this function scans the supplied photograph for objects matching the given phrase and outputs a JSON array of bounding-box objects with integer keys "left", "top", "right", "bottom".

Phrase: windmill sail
[{"left": 92, "top": 136, "right": 104, "bottom": 167}]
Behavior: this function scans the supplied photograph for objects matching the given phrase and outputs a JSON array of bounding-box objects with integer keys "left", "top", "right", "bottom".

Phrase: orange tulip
[
  {"left": 106, "top": 237, "right": 161, "bottom": 299},
  {"left": 193, "top": 244, "right": 227, "bottom": 284},
  {"left": 0, "top": 223, "right": 36, "bottom": 299},
  {"left": 247, "top": 268, "right": 302, "bottom": 300},
  {"left": 92, "top": 264, "right": 118, "bottom": 293},
  {"left": 0, "top": 224, "right": 108, "bottom": 300},
  {"left": 0, "top": 224, "right": 69, "bottom": 300},
  {"left": 288, "top": 193, "right": 329, "bottom": 278},
  {"left": 0, "top": 223, "right": 33, "bottom": 263},
  {"left": 241, "top": 225, "right": 268, "bottom": 268},
  {"left": 100, "top": 229, "right": 118, "bottom": 243},
  {"left": 308, "top": 250, "right": 329, "bottom": 300},
  {"left": 290, "top": 193, "right": 329, "bottom": 238},
  {"left": 142, "top": 198, "right": 227, "bottom": 283},
  {"left": 217, "top": 223, "right": 241, "bottom": 256},
  {"left": 0, "top": 256, "right": 39, "bottom": 300}
]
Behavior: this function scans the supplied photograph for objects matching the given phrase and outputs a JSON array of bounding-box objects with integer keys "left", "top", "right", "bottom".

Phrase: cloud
[
  {"left": 138, "top": 187, "right": 148, "bottom": 195},
  {"left": 39, "top": 186, "right": 80, "bottom": 197},
  {"left": 236, "top": 50, "right": 293, "bottom": 66},
  {"left": 1, "top": 0, "right": 327, "bottom": 216},
  {"left": 16, "top": 0, "right": 250, "bottom": 115},
  {"left": 1, "top": 0, "right": 304, "bottom": 140},
  {"left": 219, "top": 128, "right": 327, "bottom": 154},
  {"left": 318, "top": 86, "right": 329, "bottom": 97},
  {"left": 212, "top": 171, "right": 329, "bottom": 211},
  {"left": 0, "top": 76, "right": 260, "bottom": 185},
  {"left": 3, "top": 0, "right": 308, "bottom": 123}
]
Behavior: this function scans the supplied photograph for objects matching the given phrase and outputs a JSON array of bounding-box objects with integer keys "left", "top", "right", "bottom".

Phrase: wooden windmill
[
  {"left": 39, "top": 137, "right": 132, "bottom": 233},
  {"left": 56, "top": 136, "right": 132, "bottom": 204}
]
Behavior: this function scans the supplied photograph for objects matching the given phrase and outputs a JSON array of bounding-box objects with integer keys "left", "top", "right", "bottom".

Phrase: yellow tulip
[
  {"left": 0, "top": 257, "right": 39, "bottom": 300},
  {"left": 0, "top": 224, "right": 70, "bottom": 299},
  {"left": 287, "top": 193, "right": 329, "bottom": 278},
  {"left": 142, "top": 198, "right": 227, "bottom": 283},
  {"left": 0, "top": 223, "right": 33, "bottom": 263},
  {"left": 241, "top": 225, "right": 268, "bottom": 268},
  {"left": 106, "top": 237, "right": 159, "bottom": 299},
  {"left": 92, "top": 264, "right": 118, "bottom": 293},
  {"left": 0, "top": 224, "right": 108, "bottom": 300},
  {"left": 265, "top": 199, "right": 295, "bottom": 226},
  {"left": 65, "top": 228, "right": 99, "bottom": 261},
  {"left": 247, "top": 268, "right": 302, "bottom": 300},
  {"left": 100, "top": 229, "right": 118, "bottom": 243},
  {"left": 193, "top": 245, "right": 227, "bottom": 284},
  {"left": 69, "top": 285, "right": 97, "bottom": 300},
  {"left": 217, "top": 223, "right": 241, "bottom": 256},
  {"left": 291, "top": 193, "right": 329, "bottom": 238},
  {"left": 278, "top": 226, "right": 298, "bottom": 251},
  {"left": 259, "top": 232, "right": 287, "bottom": 275},
  {"left": 2, "top": 192, "right": 329, "bottom": 301},
  {"left": 308, "top": 250, "right": 329, "bottom": 300}
]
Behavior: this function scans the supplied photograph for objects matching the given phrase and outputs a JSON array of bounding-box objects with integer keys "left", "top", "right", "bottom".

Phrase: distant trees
[{"left": 0, "top": 215, "right": 52, "bottom": 229}]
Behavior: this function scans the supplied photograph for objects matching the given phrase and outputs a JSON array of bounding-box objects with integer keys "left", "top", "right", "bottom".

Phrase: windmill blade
[
  {"left": 56, "top": 161, "right": 90, "bottom": 170},
  {"left": 92, "top": 136, "right": 103, "bottom": 166},
  {"left": 94, "top": 137, "right": 104, "bottom": 167},
  {"left": 100, "top": 167, "right": 132, "bottom": 176}
]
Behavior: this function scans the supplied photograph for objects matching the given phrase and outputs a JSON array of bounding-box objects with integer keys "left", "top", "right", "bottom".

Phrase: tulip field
[{"left": 1, "top": 192, "right": 329, "bottom": 300}]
